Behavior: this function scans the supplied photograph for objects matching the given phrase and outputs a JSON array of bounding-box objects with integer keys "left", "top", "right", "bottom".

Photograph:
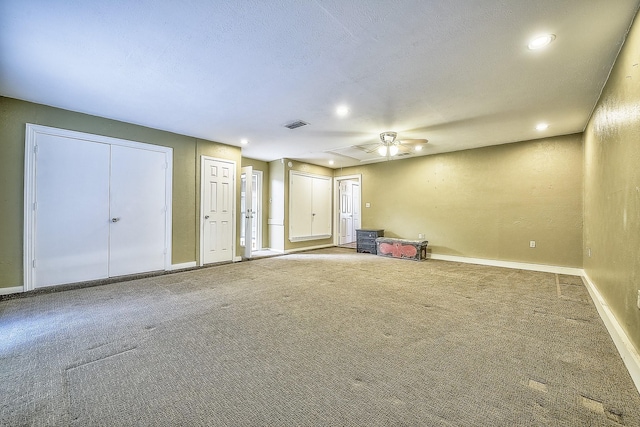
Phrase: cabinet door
[
  {"left": 311, "top": 176, "right": 331, "bottom": 236},
  {"left": 289, "top": 173, "right": 313, "bottom": 239}
]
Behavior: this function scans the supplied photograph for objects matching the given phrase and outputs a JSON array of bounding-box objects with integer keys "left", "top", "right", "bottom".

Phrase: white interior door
[
  {"left": 34, "top": 134, "right": 111, "bottom": 288},
  {"left": 202, "top": 158, "right": 235, "bottom": 264},
  {"left": 339, "top": 181, "right": 353, "bottom": 244},
  {"left": 333, "top": 175, "right": 362, "bottom": 247},
  {"left": 352, "top": 183, "right": 361, "bottom": 232},
  {"left": 241, "top": 166, "right": 253, "bottom": 259},
  {"left": 251, "top": 171, "right": 262, "bottom": 251},
  {"left": 109, "top": 145, "right": 167, "bottom": 277}
]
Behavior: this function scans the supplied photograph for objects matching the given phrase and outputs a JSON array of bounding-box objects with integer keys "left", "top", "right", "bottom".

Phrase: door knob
[
  {"left": 111, "top": 217, "right": 120, "bottom": 223},
  {"left": 204, "top": 215, "right": 210, "bottom": 219}
]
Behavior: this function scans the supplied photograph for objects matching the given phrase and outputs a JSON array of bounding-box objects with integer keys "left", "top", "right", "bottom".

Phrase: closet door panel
[
  {"left": 34, "top": 135, "right": 110, "bottom": 287},
  {"left": 289, "top": 173, "right": 313, "bottom": 239},
  {"left": 109, "top": 145, "right": 166, "bottom": 277},
  {"left": 311, "top": 176, "right": 331, "bottom": 236}
]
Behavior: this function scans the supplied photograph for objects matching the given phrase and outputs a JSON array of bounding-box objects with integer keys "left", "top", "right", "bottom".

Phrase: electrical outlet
[
  {"left": 529, "top": 240, "right": 536, "bottom": 248},
  {"left": 365, "top": 202, "right": 371, "bottom": 208},
  {"left": 637, "top": 290, "right": 640, "bottom": 310},
  {"left": 587, "top": 247, "right": 591, "bottom": 257},
  {"left": 418, "top": 233, "right": 424, "bottom": 239}
]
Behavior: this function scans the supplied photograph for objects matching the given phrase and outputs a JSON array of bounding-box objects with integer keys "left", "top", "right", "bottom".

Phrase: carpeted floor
[{"left": 1, "top": 247, "right": 639, "bottom": 426}]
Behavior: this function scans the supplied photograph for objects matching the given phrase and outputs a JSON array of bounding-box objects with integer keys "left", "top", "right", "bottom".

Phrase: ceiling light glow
[
  {"left": 536, "top": 123, "right": 549, "bottom": 131},
  {"left": 328, "top": 160, "right": 334, "bottom": 165},
  {"left": 528, "top": 34, "right": 556, "bottom": 50},
  {"left": 377, "top": 145, "right": 388, "bottom": 156},
  {"left": 240, "top": 139, "right": 249, "bottom": 145},
  {"left": 415, "top": 145, "right": 423, "bottom": 152}
]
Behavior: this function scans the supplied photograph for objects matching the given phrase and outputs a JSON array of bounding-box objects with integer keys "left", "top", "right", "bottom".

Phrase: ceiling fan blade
[
  {"left": 353, "top": 143, "right": 383, "bottom": 154},
  {"left": 398, "top": 138, "right": 428, "bottom": 144}
]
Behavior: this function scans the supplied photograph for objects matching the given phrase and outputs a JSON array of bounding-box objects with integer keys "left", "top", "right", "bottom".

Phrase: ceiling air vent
[{"left": 283, "top": 120, "right": 309, "bottom": 130}]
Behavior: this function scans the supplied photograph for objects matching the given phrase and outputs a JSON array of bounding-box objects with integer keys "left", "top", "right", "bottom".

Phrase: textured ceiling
[{"left": 1, "top": 1, "right": 639, "bottom": 168}]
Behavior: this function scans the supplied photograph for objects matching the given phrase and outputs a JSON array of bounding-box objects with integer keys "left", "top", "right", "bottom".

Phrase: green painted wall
[
  {"left": 583, "top": 10, "right": 640, "bottom": 351},
  {"left": 0, "top": 97, "right": 240, "bottom": 289},
  {"left": 241, "top": 157, "right": 270, "bottom": 249},
  {"left": 336, "top": 134, "right": 584, "bottom": 267}
]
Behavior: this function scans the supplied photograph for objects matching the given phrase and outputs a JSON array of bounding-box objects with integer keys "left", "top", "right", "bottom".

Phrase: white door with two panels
[{"left": 25, "top": 125, "right": 172, "bottom": 289}]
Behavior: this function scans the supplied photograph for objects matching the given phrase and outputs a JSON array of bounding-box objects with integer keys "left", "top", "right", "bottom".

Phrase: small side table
[{"left": 356, "top": 229, "right": 384, "bottom": 254}]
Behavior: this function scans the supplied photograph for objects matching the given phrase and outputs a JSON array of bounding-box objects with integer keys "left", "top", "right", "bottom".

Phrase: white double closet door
[{"left": 27, "top": 125, "right": 171, "bottom": 289}]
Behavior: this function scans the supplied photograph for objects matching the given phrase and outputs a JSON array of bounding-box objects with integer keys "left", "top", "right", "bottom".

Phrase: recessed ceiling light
[
  {"left": 336, "top": 105, "right": 350, "bottom": 117},
  {"left": 536, "top": 123, "right": 549, "bottom": 131},
  {"left": 528, "top": 34, "right": 556, "bottom": 50},
  {"left": 415, "top": 145, "right": 423, "bottom": 152},
  {"left": 240, "top": 139, "right": 249, "bottom": 145},
  {"left": 328, "top": 160, "right": 335, "bottom": 165}
]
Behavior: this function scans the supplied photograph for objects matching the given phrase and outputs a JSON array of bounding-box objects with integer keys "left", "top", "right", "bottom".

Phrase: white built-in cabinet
[{"left": 288, "top": 171, "right": 332, "bottom": 242}]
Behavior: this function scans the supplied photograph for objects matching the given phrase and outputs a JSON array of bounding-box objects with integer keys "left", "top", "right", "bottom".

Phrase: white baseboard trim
[
  {"left": 582, "top": 272, "right": 640, "bottom": 394},
  {"left": 263, "top": 248, "right": 285, "bottom": 254},
  {"left": 429, "top": 253, "right": 583, "bottom": 276},
  {"left": 285, "top": 244, "right": 335, "bottom": 254},
  {"left": 0, "top": 286, "right": 24, "bottom": 295},
  {"left": 170, "top": 261, "right": 197, "bottom": 271}
]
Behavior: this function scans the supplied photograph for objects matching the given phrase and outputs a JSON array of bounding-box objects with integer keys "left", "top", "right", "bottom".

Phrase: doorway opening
[
  {"left": 241, "top": 168, "right": 266, "bottom": 259},
  {"left": 334, "top": 174, "right": 362, "bottom": 249}
]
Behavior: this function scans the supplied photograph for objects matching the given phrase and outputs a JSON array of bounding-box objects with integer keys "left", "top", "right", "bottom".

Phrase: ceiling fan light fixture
[
  {"left": 380, "top": 131, "right": 397, "bottom": 144},
  {"left": 389, "top": 145, "right": 399, "bottom": 156},
  {"left": 377, "top": 145, "right": 388, "bottom": 156}
]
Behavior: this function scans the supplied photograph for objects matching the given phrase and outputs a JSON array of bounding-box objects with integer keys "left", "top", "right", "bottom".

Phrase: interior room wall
[
  {"left": 336, "top": 134, "right": 584, "bottom": 268},
  {"left": 241, "top": 157, "right": 270, "bottom": 250},
  {"left": 583, "top": 9, "right": 640, "bottom": 352},
  {"left": 0, "top": 96, "right": 240, "bottom": 290}
]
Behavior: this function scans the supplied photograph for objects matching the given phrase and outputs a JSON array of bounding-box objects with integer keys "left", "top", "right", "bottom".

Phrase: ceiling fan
[{"left": 356, "top": 131, "right": 428, "bottom": 158}]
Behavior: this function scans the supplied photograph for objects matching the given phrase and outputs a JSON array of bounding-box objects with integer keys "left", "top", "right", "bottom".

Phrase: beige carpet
[{"left": 1, "top": 247, "right": 639, "bottom": 426}]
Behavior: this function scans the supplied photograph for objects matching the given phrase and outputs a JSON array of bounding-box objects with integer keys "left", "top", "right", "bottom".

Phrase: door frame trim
[
  {"left": 23, "top": 124, "right": 173, "bottom": 292},
  {"left": 241, "top": 165, "right": 253, "bottom": 259},
  {"left": 253, "top": 169, "right": 264, "bottom": 251},
  {"left": 333, "top": 174, "right": 362, "bottom": 246},
  {"left": 199, "top": 156, "right": 236, "bottom": 266}
]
